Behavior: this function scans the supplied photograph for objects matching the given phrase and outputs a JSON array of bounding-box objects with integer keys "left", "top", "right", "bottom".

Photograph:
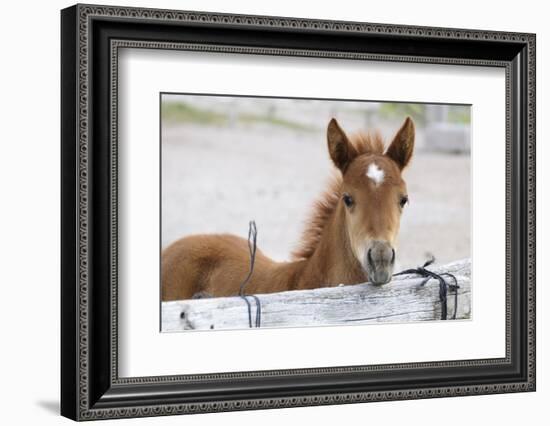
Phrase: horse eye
[
  {"left": 399, "top": 195, "right": 409, "bottom": 208},
  {"left": 343, "top": 193, "right": 354, "bottom": 208}
]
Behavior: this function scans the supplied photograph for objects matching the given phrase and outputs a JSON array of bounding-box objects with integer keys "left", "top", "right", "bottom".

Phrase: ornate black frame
[{"left": 61, "top": 3, "right": 536, "bottom": 421}]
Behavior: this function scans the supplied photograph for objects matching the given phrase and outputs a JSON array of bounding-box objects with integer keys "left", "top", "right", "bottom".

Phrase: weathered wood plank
[{"left": 162, "top": 258, "right": 471, "bottom": 332}]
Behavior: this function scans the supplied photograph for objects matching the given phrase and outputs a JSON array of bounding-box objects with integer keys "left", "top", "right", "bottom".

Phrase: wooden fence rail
[{"left": 162, "top": 258, "right": 471, "bottom": 331}]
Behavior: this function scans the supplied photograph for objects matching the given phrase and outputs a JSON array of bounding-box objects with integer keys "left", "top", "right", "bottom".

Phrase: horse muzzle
[{"left": 364, "top": 240, "right": 395, "bottom": 285}]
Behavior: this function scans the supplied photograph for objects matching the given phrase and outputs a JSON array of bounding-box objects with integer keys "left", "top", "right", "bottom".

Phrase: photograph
[
  {"left": 58, "top": 3, "right": 536, "bottom": 420},
  {"left": 160, "top": 94, "right": 472, "bottom": 331}
]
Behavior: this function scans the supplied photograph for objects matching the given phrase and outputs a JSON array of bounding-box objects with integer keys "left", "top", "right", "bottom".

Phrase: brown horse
[{"left": 162, "top": 117, "right": 415, "bottom": 301}]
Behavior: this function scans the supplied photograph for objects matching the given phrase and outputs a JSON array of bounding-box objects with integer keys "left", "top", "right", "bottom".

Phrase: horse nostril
[
  {"left": 367, "top": 248, "right": 374, "bottom": 269},
  {"left": 391, "top": 248, "right": 395, "bottom": 264}
]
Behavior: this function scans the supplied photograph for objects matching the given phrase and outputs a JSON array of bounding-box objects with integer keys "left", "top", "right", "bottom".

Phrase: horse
[{"left": 161, "top": 117, "right": 415, "bottom": 301}]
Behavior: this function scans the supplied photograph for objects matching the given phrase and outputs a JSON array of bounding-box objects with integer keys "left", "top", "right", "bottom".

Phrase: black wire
[
  {"left": 185, "top": 228, "right": 457, "bottom": 326},
  {"left": 238, "top": 221, "right": 261, "bottom": 328},
  {"left": 441, "top": 273, "right": 459, "bottom": 320},
  {"left": 393, "top": 255, "right": 460, "bottom": 320}
]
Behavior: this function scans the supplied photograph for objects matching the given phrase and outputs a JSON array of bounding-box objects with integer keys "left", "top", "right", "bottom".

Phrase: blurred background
[{"left": 161, "top": 94, "right": 471, "bottom": 271}]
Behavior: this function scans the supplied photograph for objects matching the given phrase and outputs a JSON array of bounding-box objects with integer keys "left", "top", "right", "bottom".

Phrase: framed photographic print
[{"left": 61, "top": 3, "right": 536, "bottom": 421}]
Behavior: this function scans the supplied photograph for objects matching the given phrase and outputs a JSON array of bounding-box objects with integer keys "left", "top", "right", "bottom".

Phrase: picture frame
[{"left": 60, "top": 3, "right": 536, "bottom": 421}]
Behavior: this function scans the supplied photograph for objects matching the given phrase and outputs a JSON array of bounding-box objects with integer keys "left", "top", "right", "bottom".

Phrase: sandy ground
[{"left": 161, "top": 123, "right": 470, "bottom": 271}]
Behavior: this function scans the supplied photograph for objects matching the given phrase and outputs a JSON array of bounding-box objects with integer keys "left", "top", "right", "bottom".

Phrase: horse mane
[{"left": 291, "top": 131, "right": 385, "bottom": 260}]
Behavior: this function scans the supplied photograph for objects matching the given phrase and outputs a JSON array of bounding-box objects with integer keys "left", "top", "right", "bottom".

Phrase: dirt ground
[{"left": 161, "top": 123, "right": 470, "bottom": 271}]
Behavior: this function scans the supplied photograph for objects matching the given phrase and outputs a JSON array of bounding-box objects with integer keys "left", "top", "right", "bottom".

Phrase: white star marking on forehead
[{"left": 366, "top": 162, "right": 385, "bottom": 186}]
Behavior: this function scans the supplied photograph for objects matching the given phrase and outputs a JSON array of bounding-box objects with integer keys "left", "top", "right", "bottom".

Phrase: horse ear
[
  {"left": 327, "top": 118, "right": 358, "bottom": 173},
  {"left": 385, "top": 116, "right": 415, "bottom": 170}
]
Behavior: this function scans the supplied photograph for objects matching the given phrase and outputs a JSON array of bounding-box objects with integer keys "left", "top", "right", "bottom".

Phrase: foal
[{"left": 162, "top": 117, "right": 415, "bottom": 301}]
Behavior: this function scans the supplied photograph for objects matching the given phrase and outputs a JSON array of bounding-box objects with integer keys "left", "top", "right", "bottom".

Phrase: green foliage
[
  {"left": 378, "top": 103, "right": 470, "bottom": 125},
  {"left": 378, "top": 103, "right": 427, "bottom": 124},
  {"left": 162, "top": 102, "right": 228, "bottom": 125},
  {"left": 162, "top": 101, "right": 316, "bottom": 131},
  {"left": 238, "top": 113, "right": 316, "bottom": 131},
  {"left": 447, "top": 107, "right": 471, "bottom": 124},
  {"left": 162, "top": 100, "right": 470, "bottom": 130}
]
